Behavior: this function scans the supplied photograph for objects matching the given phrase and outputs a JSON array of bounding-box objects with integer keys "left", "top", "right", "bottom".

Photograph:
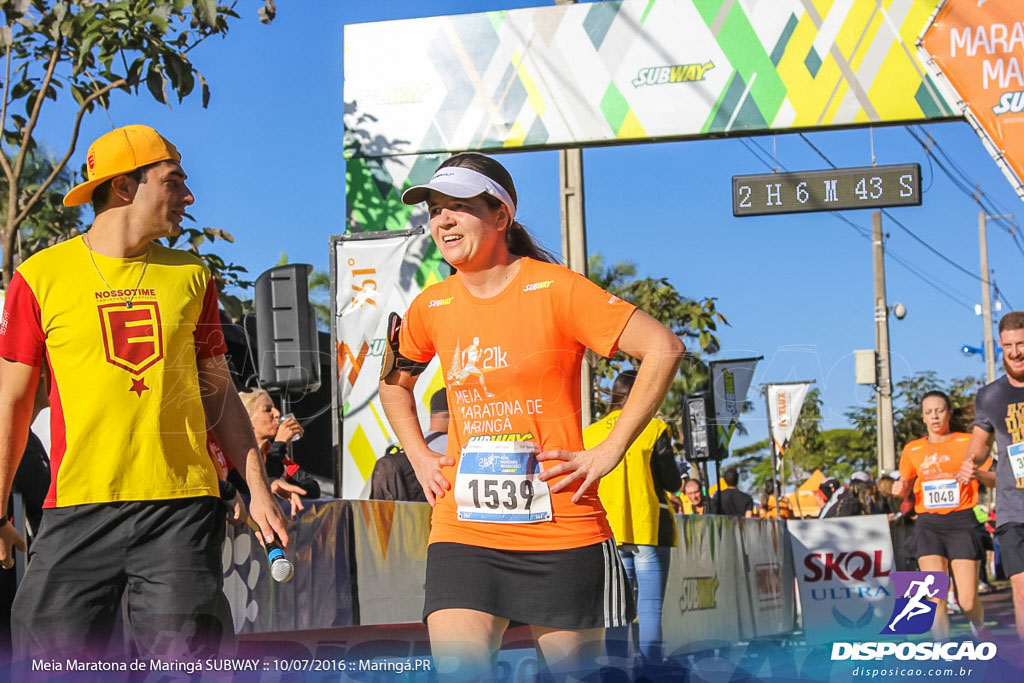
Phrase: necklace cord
[{"left": 83, "top": 234, "right": 151, "bottom": 308}]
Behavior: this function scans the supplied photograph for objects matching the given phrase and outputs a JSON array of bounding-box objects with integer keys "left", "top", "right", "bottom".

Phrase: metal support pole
[
  {"left": 560, "top": 147, "right": 590, "bottom": 426},
  {"left": 979, "top": 212, "right": 996, "bottom": 384},
  {"left": 873, "top": 212, "right": 896, "bottom": 473},
  {"left": 765, "top": 390, "right": 782, "bottom": 514}
]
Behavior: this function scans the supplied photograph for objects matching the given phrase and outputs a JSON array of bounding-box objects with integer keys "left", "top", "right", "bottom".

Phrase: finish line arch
[{"left": 335, "top": 0, "right": 1023, "bottom": 497}]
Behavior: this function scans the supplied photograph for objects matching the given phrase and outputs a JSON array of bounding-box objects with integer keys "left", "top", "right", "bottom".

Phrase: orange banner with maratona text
[{"left": 921, "top": 0, "right": 1024, "bottom": 197}]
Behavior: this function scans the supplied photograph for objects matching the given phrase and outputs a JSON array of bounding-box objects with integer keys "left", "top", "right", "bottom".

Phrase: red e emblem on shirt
[{"left": 97, "top": 301, "right": 164, "bottom": 374}]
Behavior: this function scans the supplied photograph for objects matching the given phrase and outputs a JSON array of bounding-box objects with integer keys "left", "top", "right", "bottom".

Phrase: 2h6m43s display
[{"left": 732, "top": 164, "right": 921, "bottom": 217}]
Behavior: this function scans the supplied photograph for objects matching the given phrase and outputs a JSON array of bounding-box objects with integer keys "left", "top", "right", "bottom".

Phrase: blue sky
[{"left": 29, "top": 1, "right": 1024, "bottom": 458}]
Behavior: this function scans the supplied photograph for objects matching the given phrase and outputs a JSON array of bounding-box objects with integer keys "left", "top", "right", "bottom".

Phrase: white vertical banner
[
  {"left": 709, "top": 357, "right": 760, "bottom": 445},
  {"left": 334, "top": 230, "right": 444, "bottom": 499},
  {"left": 766, "top": 382, "right": 812, "bottom": 453},
  {"left": 788, "top": 516, "right": 896, "bottom": 644}
]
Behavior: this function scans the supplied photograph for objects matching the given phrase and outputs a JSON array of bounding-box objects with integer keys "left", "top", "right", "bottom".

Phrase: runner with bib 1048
[
  {"left": 894, "top": 390, "right": 994, "bottom": 641},
  {"left": 378, "top": 153, "right": 685, "bottom": 679}
]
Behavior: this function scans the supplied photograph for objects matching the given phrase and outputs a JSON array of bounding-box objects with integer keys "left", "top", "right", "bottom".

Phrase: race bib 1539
[{"left": 454, "top": 440, "right": 552, "bottom": 523}]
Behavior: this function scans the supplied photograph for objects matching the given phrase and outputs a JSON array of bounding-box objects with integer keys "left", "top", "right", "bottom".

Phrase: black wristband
[{"left": 0, "top": 516, "right": 9, "bottom": 529}]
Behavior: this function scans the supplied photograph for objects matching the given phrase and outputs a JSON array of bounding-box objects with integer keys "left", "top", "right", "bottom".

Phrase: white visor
[{"left": 401, "top": 166, "right": 516, "bottom": 218}]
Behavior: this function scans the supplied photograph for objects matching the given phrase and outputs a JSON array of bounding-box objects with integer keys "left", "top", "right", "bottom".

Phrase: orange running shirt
[
  {"left": 0, "top": 237, "right": 225, "bottom": 507},
  {"left": 898, "top": 433, "right": 992, "bottom": 515},
  {"left": 400, "top": 257, "right": 637, "bottom": 551}
]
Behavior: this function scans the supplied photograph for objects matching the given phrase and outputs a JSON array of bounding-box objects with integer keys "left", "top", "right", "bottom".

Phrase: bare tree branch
[
  {"left": 12, "top": 37, "right": 62, "bottom": 189},
  {"left": 12, "top": 77, "right": 126, "bottom": 229},
  {"left": 0, "top": 44, "right": 14, "bottom": 183}
]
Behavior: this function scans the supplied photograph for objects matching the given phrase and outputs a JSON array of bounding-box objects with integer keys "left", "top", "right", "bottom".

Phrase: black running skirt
[
  {"left": 423, "top": 539, "right": 635, "bottom": 630},
  {"left": 903, "top": 510, "right": 991, "bottom": 561}
]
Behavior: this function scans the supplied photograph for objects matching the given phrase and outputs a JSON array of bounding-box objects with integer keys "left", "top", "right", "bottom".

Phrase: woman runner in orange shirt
[
  {"left": 894, "top": 390, "right": 995, "bottom": 640},
  {"left": 379, "top": 153, "right": 685, "bottom": 678}
]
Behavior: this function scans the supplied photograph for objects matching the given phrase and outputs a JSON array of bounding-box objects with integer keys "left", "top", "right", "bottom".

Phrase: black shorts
[
  {"left": 423, "top": 539, "right": 635, "bottom": 630},
  {"left": 903, "top": 509, "right": 991, "bottom": 562},
  {"left": 11, "top": 497, "right": 231, "bottom": 661},
  {"left": 996, "top": 523, "right": 1024, "bottom": 577}
]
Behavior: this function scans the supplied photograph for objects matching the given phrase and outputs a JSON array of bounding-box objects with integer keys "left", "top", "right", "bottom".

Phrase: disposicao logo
[
  {"left": 830, "top": 569, "right": 996, "bottom": 663},
  {"left": 632, "top": 62, "right": 714, "bottom": 87},
  {"left": 881, "top": 571, "right": 948, "bottom": 635},
  {"left": 831, "top": 641, "right": 996, "bottom": 662}
]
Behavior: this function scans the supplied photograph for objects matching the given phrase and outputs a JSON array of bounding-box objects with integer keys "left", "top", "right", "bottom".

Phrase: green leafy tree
[
  {"left": 732, "top": 388, "right": 877, "bottom": 491},
  {"left": 587, "top": 252, "right": 729, "bottom": 442},
  {"left": 0, "top": 0, "right": 275, "bottom": 285},
  {"left": 784, "top": 387, "right": 825, "bottom": 474},
  {"left": 3, "top": 143, "right": 81, "bottom": 257},
  {"left": 847, "top": 370, "right": 984, "bottom": 457},
  {"left": 165, "top": 225, "right": 252, "bottom": 318},
  {"left": 736, "top": 372, "right": 985, "bottom": 488}
]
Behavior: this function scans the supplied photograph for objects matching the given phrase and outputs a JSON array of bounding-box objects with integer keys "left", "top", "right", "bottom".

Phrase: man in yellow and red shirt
[{"left": 0, "top": 125, "right": 288, "bottom": 661}]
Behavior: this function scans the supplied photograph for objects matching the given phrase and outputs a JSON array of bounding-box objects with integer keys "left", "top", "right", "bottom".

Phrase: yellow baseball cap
[{"left": 63, "top": 125, "right": 181, "bottom": 207}]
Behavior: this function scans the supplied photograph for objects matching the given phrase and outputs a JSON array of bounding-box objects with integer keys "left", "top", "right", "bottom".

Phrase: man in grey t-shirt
[{"left": 960, "top": 311, "right": 1024, "bottom": 641}]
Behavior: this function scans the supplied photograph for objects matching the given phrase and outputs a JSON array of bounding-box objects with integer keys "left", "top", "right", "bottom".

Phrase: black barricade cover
[{"left": 223, "top": 499, "right": 354, "bottom": 633}]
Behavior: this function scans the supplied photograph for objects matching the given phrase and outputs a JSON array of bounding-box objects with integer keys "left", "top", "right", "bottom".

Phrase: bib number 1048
[{"left": 922, "top": 479, "right": 959, "bottom": 509}]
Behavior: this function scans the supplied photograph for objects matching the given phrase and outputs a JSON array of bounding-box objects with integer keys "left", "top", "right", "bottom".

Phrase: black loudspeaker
[
  {"left": 254, "top": 264, "right": 321, "bottom": 394},
  {"left": 682, "top": 390, "right": 719, "bottom": 463}
]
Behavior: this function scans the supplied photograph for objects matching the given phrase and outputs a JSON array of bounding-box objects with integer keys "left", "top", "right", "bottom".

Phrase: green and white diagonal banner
[{"left": 344, "top": 0, "right": 953, "bottom": 162}]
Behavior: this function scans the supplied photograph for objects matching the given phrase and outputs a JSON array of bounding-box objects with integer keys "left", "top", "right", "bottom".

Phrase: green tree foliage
[
  {"left": 3, "top": 144, "right": 81, "bottom": 256},
  {"left": 0, "top": 0, "right": 275, "bottom": 285},
  {"left": 165, "top": 225, "right": 252, "bottom": 318},
  {"left": 587, "top": 252, "right": 728, "bottom": 441},
  {"left": 847, "top": 370, "right": 984, "bottom": 456},
  {"left": 733, "top": 388, "right": 877, "bottom": 489},
  {"left": 734, "top": 372, "right": 984, "bottom": 488}
]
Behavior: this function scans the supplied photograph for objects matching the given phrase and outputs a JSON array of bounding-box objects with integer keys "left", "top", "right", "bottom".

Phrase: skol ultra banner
[
  {"left": 343, "top": 0, "right": 954, "bottom": 159},
  {"left": 788, "top": 516, "right": 895, "bottom": 644},
  {"left": 334, "top": 230, "right": 447, "bottom": 498},
  {"left": 920, "top": 0, "right": 1024, "bottom": 200}
]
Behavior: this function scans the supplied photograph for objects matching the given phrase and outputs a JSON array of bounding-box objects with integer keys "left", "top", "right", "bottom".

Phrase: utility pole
[
  {"left": 981, "top": 213, "right": 1016, "bottom": 384},
  {"left": 553, "top": 0, "right": 591, "bottom": 426},
  {"left": 873, "top": 212, "right": 896, "bottom": 473},
  {"left": 979, "top": 211, "right": 996, "bottom": 384},
  {"left": 560, "top": 149, "right": 590, "bottom": 425}
]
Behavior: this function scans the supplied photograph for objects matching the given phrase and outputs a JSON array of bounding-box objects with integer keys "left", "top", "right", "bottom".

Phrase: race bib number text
[
  {"left": 455, "top": 441, "right": 552, "bottom": 523},
  {"left": 1008, "top": 442, "right": 1024, "bottom": 489},
  {"left": 922, "top": 479, "right": 959, "bottom": 510}
]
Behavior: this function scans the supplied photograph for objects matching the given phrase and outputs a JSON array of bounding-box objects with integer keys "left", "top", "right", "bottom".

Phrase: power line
[
  {"left": 737, "top": 138, "right": 777, "bottom": 170},
  {"left": 798, "top": 133, "right": 836, "bottom": 169},
  {"left": 831, "top": 213, "right": 974, "bottom": 310},
  {"left": 907, "top": 126, "right": 1020, "bottom": 244},
  {"left": 736, "top": 137, "right": 978, "bottom": 311},
  {"left": 880, "top": 210, "right": 985, "bottom": 284},
  {"left": 789, "top": 133, "right": 1007, "bottom": 302},
  {"left": 918, "top": 126, "right": 1018, "bottom": 220}
]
